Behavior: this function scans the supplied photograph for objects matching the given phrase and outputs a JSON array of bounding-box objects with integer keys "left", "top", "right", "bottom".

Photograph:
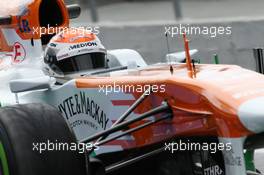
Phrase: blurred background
[
  {"left": 63, "top": 0, "right": 264, "bottom": 73},
  {"left": 65, "top": 0, "right": 264, "bottom": 23},
  {"left": 64, "top": 0, "right": 264, "bottom": 72}
]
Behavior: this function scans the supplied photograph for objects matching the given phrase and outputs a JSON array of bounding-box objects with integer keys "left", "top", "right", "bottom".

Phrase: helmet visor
[{"left": 51, "top": 52, "right": 106, "bottom": 75}]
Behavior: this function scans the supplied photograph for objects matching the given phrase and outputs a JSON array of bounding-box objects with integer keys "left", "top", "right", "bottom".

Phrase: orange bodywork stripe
[{"left": 75, "top": 64, "right": 258, "bottom": 138}]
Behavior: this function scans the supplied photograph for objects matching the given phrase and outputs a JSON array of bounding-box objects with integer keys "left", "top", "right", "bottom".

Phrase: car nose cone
[{"left": 238, "top": 97, "right": 264, "bottom": 134}]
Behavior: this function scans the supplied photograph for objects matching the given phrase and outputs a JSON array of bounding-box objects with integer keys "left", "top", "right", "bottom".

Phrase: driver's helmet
[{"left": 43, "top": 29, "right": 107, "bottom": 77}]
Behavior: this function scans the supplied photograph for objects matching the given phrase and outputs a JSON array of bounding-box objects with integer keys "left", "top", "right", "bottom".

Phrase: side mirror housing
[
  {"left": 67, "top": 4, "right": 81, "bottom": 19},
  {"left": 166, "top": 49, "right": 198, "bottom": 63},
  {"left": 9, "top": 76, "right": 55, "bottom": 93}
]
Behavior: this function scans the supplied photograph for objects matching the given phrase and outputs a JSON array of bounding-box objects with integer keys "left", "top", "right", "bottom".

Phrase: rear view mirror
[
  {"left": 9, "top": 76, "right": 55, "bottom": 93},
  {"left": 67, "top": 4, "right": 81, "bottom": 19},
  {"left": 0, "top": 16, "right": 12, "bottom": 25},
  {"left": 166, "top": 49, "right": 198, "bottom": 63}
]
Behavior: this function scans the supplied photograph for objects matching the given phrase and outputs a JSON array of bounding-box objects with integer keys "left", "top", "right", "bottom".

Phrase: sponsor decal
[
  {"left": 19, "top": 19, "right": 31, "bottom": 33},
  {"left": 223, "top": 150, "right": 242, "bottom": 166},
  {"left": 204, "top": 165, "right": 223, "bottom": 175},
  {"left": 69, "top": 42, "right": 98, "bottom": 50},
  {"left": 57, "top": 53, "right": 69, "bottom": 61},
  {"left": 12, "top": 42, "right": 26, "bottom": 63},
  {"left": 70, "top": 119, "right": 99, "bottom": 130},
  {"left": 58, "top": 91, "right": 109, "bottom": 130}
]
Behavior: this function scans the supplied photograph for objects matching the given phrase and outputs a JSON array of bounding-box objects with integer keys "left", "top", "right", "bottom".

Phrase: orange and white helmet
[{"left": 44, "top": 28, "right": 106, "bottom": 77}]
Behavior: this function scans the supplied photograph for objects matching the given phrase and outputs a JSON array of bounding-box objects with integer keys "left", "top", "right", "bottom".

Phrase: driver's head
[{"left": 44, "top": 28, "right": 106, "bottom": 77}]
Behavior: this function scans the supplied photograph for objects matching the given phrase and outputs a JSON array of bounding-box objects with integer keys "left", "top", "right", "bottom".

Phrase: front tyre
[{"left": 0, "top": 103, "right": 86, "bottom": 175}]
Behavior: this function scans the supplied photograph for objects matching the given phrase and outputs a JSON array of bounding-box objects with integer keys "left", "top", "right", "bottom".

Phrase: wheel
[{"left": 0, "top": 103, "right": 86, "bottom": 175}]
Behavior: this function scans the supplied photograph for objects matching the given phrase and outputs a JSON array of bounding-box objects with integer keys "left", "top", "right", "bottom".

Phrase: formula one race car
[{"left": 0, "top": 1, "right": 264, "bottom": 175}]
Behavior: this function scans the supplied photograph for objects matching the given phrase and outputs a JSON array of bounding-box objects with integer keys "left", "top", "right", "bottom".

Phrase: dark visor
[{"left": 53, "top": 53, "right": 106, "bottom": 74}]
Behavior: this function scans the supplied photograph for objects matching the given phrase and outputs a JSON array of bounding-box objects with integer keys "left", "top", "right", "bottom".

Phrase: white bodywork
[{"left": 0, "top": 47, "right": 148, "bottom": 154}]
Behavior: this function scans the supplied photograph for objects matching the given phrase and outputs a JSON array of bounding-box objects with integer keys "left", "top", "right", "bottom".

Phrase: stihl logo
[
  {"left": 69, "top": 42, "right": 97, "bottom": 50},
  {"left": 12, "top": 42, "right": 26, "bottom": 63}
]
